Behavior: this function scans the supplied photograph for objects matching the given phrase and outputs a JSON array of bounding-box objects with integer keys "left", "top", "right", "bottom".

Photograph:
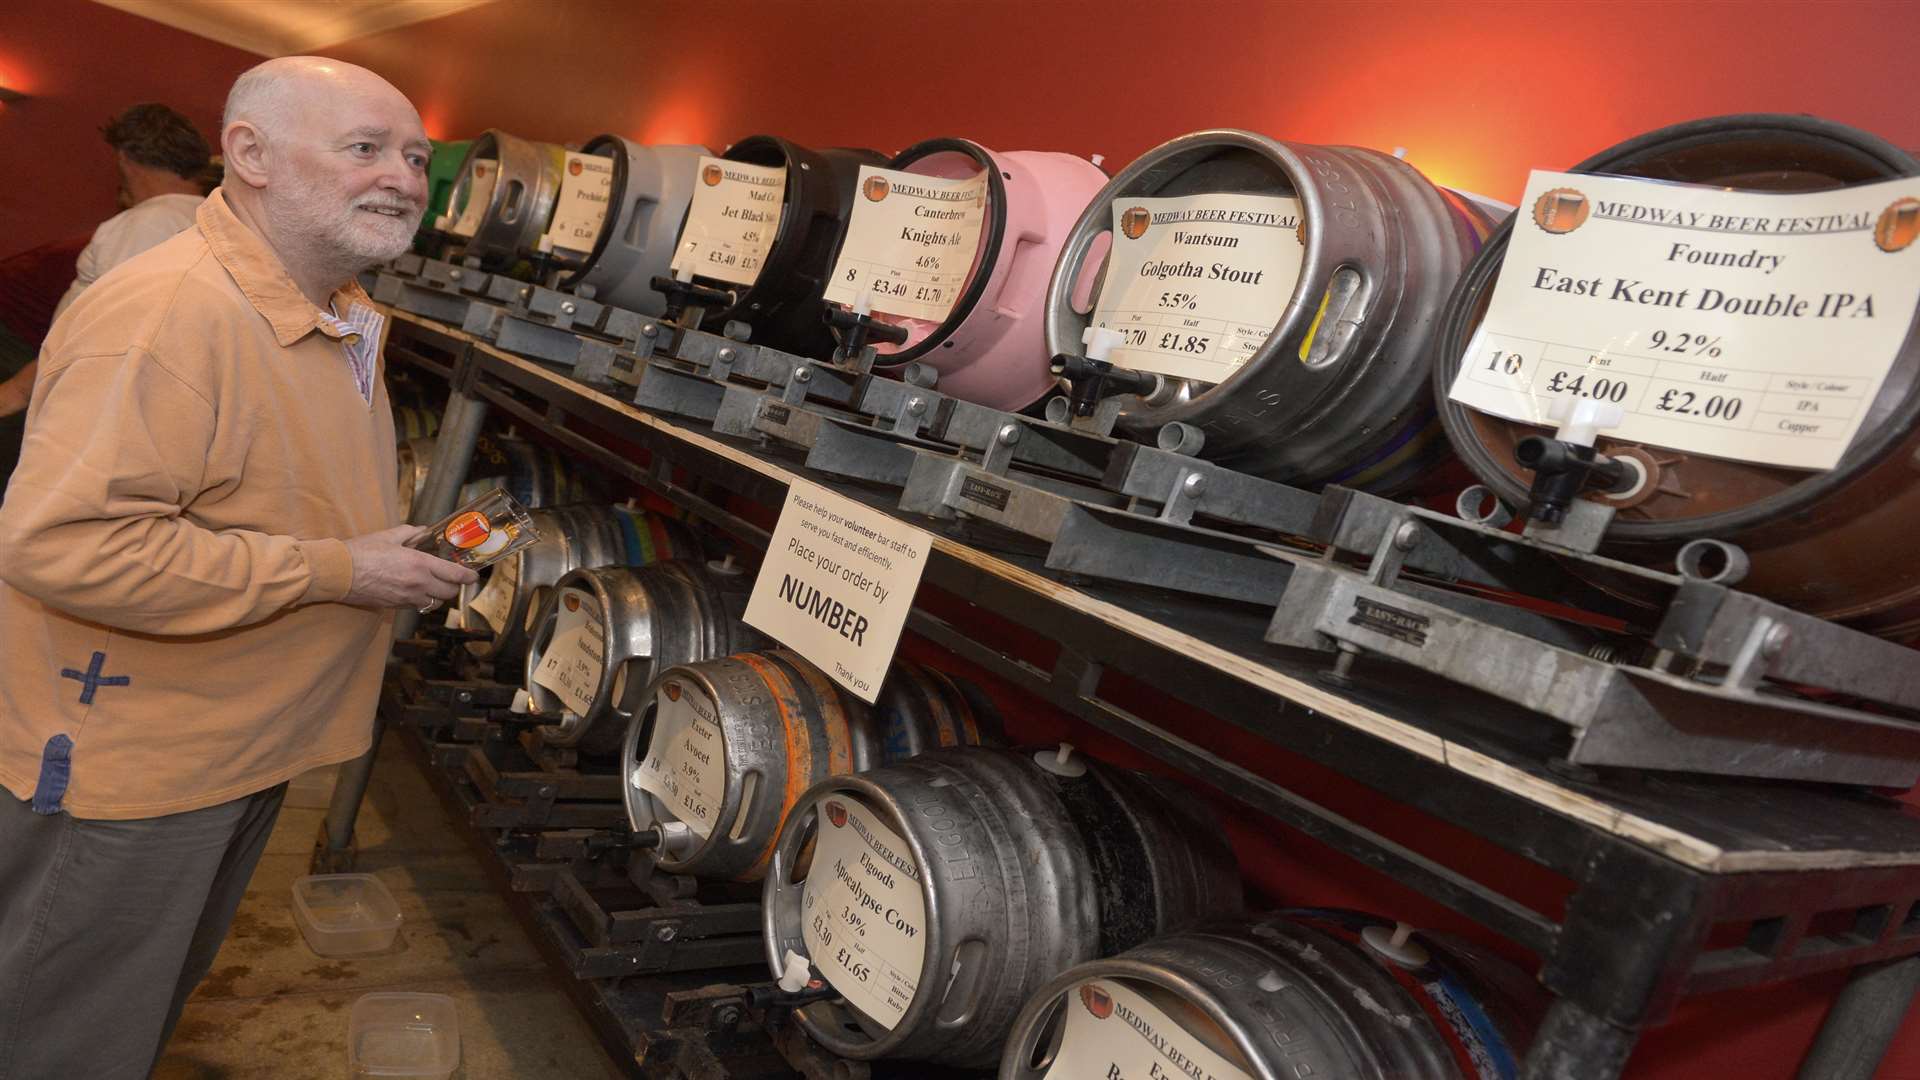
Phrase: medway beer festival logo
[
  {"left": 664, "top": 681, "right": 682, "bottom": 702},
  {"left": 1121, "top": 206, "right": 1152, "bottom": 240},
  {"left": 1079, "top": 983, "right": 1115, "bottom": 1019},
  {"left": 825, "top": 800, "right": 848, "bottom": 828},
  {"left": 1533, "top": 187, "right": 1591, "bottom": 235},
  {"left": 702, "top": 163, "right": 724, "bottom": 187},
  {"left": 1876, "top": 197, "right": 1920, "bottom": 253},
  {"left": 864, "top": 176, "right": 891, "bottom": 203},
  {"left": 568, "top": 158, "right": 584, "bottom": 177}
]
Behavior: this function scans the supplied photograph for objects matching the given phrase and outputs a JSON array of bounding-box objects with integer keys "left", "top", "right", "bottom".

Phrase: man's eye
[
  {"left": 407, "top": 155, "right": 428, "bottom": 170},
  {"left": 350, "top": 142, "right": 377, "bottom": 155}
]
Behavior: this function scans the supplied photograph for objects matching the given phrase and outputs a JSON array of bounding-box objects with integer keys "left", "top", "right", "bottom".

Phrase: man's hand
[{"left": 342, "top": 524, "right": 478, "bottom": 610}]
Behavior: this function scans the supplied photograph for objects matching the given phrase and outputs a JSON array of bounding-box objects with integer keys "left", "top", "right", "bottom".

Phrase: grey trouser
[{"left": 0, "top": 783, "right": 287, "bottom": 1080}]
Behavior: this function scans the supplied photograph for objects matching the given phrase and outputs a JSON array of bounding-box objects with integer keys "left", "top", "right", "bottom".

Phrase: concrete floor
[{"left": 152, "top": 731, "right": 624, "bottom": 1080}]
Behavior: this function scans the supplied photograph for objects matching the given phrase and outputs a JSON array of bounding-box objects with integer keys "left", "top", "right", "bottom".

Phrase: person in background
[
  {"left": 0, "top": 103, "right": 211, "bottom": 425},
  {"left": 0, "top": 57, "right": 476, "bottom": 1078}
]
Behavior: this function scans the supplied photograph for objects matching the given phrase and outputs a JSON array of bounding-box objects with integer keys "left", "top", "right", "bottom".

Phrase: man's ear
[{"left": 222, "top": 121, "right": 270, "bottom": 190}]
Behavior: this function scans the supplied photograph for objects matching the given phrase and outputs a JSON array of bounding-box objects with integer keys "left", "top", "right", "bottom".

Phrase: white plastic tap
[
  {"left": 1034, "top": 742, "right": 1088, "bottom": 778},
  {"left": 1360, "top": 921, "right": 1431, "bottom": 968},
  {"left": 778, "top": 949, "right": 814, "bottom": 993},
  {"left": 1081, "top": 326, "right": 1124, "bottom": 363},
  {"left": 1547, "top": 397, "right": 1625, "bottom": 448}
]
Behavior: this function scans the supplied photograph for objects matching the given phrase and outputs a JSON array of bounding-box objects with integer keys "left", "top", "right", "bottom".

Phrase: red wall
[
  {"left": 0, "top": 0, "right": 258, "bottom": 261},
  {"left": 323, "top": 0, "right": 1919, "bottom": 204}
]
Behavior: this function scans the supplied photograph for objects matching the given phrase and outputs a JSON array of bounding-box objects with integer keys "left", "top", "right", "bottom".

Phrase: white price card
[
  {"left": 1447, "top": 170, "right": 1920, "bottom": 470},
  {"left": 531, "top": 586, "right": 603, "bottom": 717},
  {"left": 543, "top": 151, "right": 616, "bottom": 254},
  {"left": 824, "top": 166, "right": 988, "bottom": 322},
  {"left": 743, "top": 481, "right": 930, "bottom": 704},
  {"left": 670, "top": 156, "right": 786, "bottom": 287},
  {"left": 446, "top": 159, "right": 497, "bottom": 237},
  {"left": 1041, "top": 979, "right": 1255, "bottom": 1080},
  {"left": 799, "top": 797, "right": 925, "bottom": 1029},
  {"left": 1091, "top": 192, "right": 1304, "bottom": 384},
  {"left": 631, "top": 677, "right": 726, "bottom": 838},
  {"left": 458, "top": 554, "right": 519, "bottom": 635}
]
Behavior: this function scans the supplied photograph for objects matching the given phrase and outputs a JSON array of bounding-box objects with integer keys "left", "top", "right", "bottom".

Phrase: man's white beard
[{"left": 270, "top": 170, "right": 422, "bottom": 274}]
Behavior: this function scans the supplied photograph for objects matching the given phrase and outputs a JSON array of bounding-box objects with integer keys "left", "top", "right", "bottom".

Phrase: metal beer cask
[
  {"left": 552, "top": 136, "right": 709, "bottom": 315},
  {"left": 684, "top": 136, "right": 886, "bottom": 358},
  {"left": 444, "top": 129, "right": 568, "bottom": 270},
  {"left": 869, "top": 659, "right": 995, "bottom": 758},
  {"left": 1002, "top": 911, "right": 1545, "bottom": 1079},
  {"left": 761, "top": 746, "right": 1242, "bottom": 1068},
  {"left": 862, "top": 138, "right": 1107, "bottom": 411},
  {"left": 394, "top": 436, "right": 435, "bottom": 520},
  {"left": 1431, "top": 114, "right": 1920, "bottom": 635},
  {"left": 395, "top": 434, "right": 598, "bottom": 522},
  {"left": 451, "top": 505, "right": 616, "bottom": 658},
  {"left": 621, "top": 655, "right": 994, "bottom": 882},
  {"left": 453, "top": 505, "right": 695, "bottom": 662},
  {"left": 483, "top": 434, "right": 601, "bottom": 508},
  {"left": 1045, "top": 129, "right": 1497, "bottom": 495},
  {"left": 524, "top": 559, "right": 761, "bottom": 756}
]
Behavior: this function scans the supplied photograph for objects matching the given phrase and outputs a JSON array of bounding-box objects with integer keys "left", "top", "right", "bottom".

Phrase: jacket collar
[{"left": 197, "top": 190, "right": 373, "bottom": 348}]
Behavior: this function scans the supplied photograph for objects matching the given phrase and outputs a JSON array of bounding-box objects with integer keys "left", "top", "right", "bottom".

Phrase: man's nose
[{"left": 378, "top": 152, "right": 427, "bottom": 202}]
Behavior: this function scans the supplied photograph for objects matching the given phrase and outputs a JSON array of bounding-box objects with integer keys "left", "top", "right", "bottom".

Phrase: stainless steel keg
[
  {"left": 445, "top": 129, "right": 568, "bottom": 271},
  {"left": 452, "top": 505, "right": 620, "bottom": 660},
  {"left": 761, "top": 746, "right": 1242, "bottom": 1068},
  {"left": 621, "top": 655, "right": 993, "bottom": 881},
  {"left": 553, "top": 137, "right": 709, "bottom": 315},
  {"left": 1431, "top": 114, "right": 1920, "bottom": 635},
  {"left": 1002, "top": 911, "right": 1546, "bottom": 1079},
  {"left": 391, "top": 403, "right": 440, "bottom": 442},
  {"left": 1045, "top": 130, "right": 1497, "bottom": 495},
  {"left": 524, "top": 559, "right": 762, "bottom": 756},
  {"left": 395, "top": 436, "right": 435, "bottom": 521}
]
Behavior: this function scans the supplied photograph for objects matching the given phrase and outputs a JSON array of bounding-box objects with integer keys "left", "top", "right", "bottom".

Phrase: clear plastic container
[
  {"left": 284, "top": 764, "right": 339, "bottom": 810},
  {"left": 291, "top": 873, "right": 403, "bottom": 957},
  {"left": 348, "top": 992, "right": 460, "bottom": 1078}
]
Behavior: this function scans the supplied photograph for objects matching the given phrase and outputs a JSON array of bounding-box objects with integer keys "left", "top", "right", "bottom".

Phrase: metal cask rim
[
  {"left": 1433, "top": 112, "right": 1920, "bottom": 542},
  {"left": 555, "top": 136, "right": 712, "bottom": 314},
  {"left": 1002, "top": 916, "right": 1543, "bottom": 1080},
  {"left": 625, "top": 655, "right": 992, "bottom": 883},
  {"left": 764, "top": 750, "right": 1099, "bottom": 1067},
  {"left": 1428, "top": 112, "right": 1920, "bottom": 630},
  {"left": 689, "top": 136, "right": 889, "bottom": 357},
  {"left": 872, "top": 139, "right": 1110, "bottom": 411},
  {"left": 1043, "top": 128, "right": 1488, "bottom": 493},
  {"left": 445, "top": 128, "right": 568, "bottom": 270},
  {"left": 864, "top": 137, "right": 1009, "bottom": 363}
]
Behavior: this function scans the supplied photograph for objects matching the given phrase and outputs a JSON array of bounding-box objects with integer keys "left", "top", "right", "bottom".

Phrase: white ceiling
[{"left": 90, "top": 0, "right": 502, "bottom": 57}]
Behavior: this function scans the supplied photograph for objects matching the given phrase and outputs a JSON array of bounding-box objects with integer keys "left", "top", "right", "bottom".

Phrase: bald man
[{"left": 0, "top": 58, "right": 475, "bottom": 1078}]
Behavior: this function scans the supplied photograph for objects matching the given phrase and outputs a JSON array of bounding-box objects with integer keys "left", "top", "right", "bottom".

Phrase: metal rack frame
[{"left": 324, "top": 308, "right": 1920, "bottom": 1080}]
